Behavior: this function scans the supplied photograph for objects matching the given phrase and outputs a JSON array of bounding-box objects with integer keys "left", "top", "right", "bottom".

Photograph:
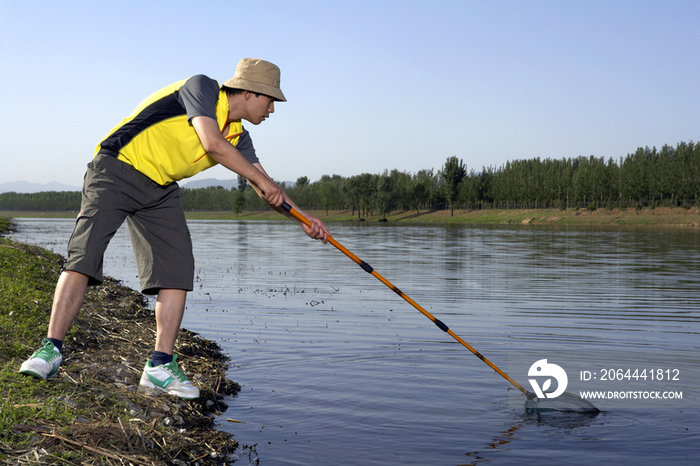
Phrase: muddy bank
[{"left": 1, "top": 254, "right": 250, "bottom": 465}]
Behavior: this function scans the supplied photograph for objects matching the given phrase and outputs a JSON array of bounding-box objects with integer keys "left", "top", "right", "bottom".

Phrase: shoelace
[
  {"left": 34, "top": 342, "right": 60, "bottom": 362},
  {"left": 163, "top": 361, "right": 189, "bottom": 383}
]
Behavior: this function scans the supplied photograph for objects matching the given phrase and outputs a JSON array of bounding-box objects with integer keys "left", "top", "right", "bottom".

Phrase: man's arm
[
  {"left": 191, "top": 115, "right": 329, "bottom": 243},
  {"left": 190, "top": 116, "right": 284, "bottom": 207},
  {"left": 251, "top": 163, "right": 330, "bottom": 244}
]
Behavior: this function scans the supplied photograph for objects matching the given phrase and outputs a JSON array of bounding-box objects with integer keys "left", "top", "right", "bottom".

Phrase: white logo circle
[{"left": 528, "top": 359, "right": 568, "bottom": 398}]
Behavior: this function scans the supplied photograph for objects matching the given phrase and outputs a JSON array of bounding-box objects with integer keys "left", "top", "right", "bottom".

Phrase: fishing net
[
  {"left": 524, "top": 391, "right": 600, "bottom": 413},
  {"left": 525, "top": 409, "right": 601, "bottom": 429}
]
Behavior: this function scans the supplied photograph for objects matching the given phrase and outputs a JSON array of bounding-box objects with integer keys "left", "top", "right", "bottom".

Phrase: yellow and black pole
[{"left": 281, "top": 202, "right": 531, "bottom": 397}]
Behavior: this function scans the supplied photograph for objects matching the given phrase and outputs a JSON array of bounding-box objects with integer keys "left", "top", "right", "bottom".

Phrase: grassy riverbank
[
  {"left": 188, "top": 206, "right": 700, "bottom": 227},
  {"left": 4, "top": 206, "right": 700, "bottom": 227},
  {"left": 0, "top": 226, "right": 245, "bottom": 464}
]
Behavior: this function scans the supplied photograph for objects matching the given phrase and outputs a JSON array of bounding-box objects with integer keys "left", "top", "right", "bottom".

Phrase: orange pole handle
[{"left": 281, "top": 202, "right": 529, "bottom": 395}]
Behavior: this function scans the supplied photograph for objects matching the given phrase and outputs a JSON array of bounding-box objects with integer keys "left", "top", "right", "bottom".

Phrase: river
[{"left": 11, "top": 218, "right": 700, "bottom": 465}]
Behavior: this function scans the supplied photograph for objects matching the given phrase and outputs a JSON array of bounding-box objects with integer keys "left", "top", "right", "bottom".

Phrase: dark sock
[
  {"left": 46, "top": 338, "right": 63, "bottom": 352},
  {"left": 151, "top": 351, "right": 173, "bottom": 367}
]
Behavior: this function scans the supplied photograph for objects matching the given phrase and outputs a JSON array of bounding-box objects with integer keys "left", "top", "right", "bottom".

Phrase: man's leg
[
  {"left": 19, "top": 271, "right": 89, "bottom": 379},
  {"left": 47, "top": 271, "right": 90, "bottom": 341},
  {"left": 126, "top": 180, "right": 197, "bottom": 398},
  {"left": 139, "top": 288, "right": 199, "bottom": 399},
  {"left": 154, "top": 288, "right": 187, "bottom": 354},
  {"left": 21, "top": 155, "right": 138, "bottom": 380},
  {"left": 50, "top": 153, "right": 136, "bottom": 343}
]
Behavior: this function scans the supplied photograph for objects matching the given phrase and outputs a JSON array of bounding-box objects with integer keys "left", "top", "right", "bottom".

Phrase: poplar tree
[{"left": 440, "top": 156, "right": 467, "bottom": 215}]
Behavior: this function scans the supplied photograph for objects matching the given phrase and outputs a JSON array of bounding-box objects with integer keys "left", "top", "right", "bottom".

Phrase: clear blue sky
[{"left": 1, "top": 0, "right": 698, "bottom": 188}]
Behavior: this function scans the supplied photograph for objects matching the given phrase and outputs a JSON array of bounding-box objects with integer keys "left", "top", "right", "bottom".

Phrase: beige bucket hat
[{"left": 223, "top": 58, "right": 286, "bottom": 102}]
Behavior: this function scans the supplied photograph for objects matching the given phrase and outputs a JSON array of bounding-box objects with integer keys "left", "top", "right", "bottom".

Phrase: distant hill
[
  {"left": 0, "top": 178, "right": 239, "bottom": 193},
  {"left": 1, "top": 177, "right": 294, "bottom": 194},
  {"left": 0, "top": 181, "right": 81, "bottom": 194},
  {"left": 180, "top": 178, "right": 295, "bottom": 189},
  {"left": 180, "top": 178, "right": 238, "bottom": 190}
]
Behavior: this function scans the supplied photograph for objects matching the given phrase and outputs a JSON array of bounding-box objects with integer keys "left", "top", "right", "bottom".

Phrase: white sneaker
[
  {"left": 19, "top": 339, "right": 62, "bottom": 380},
  {"left": 139, "top": 354, "right": 200, "bottom": 399}
]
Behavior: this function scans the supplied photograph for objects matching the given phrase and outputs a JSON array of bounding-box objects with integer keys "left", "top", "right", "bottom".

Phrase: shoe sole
[
  {"left": 140, "top": 377, "right": 199, "bottom": 399},
  {"left": 19, "top": 369, "right": 49, "bottom": 380},
  {"left": 19, "top": 360, "right": 59, "bottom": 380}
]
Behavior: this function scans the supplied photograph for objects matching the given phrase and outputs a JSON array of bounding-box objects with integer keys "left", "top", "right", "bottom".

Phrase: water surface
[{"left": 11, "top": 218, "right": 700, "bottom": 465}]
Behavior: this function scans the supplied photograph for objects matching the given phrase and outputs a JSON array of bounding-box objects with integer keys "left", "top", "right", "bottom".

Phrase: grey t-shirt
[{"left": 177, "top": 74, "right": 259, "bottom": 164}]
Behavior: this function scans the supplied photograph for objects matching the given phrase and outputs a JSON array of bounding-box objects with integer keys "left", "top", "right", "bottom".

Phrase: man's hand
[
  {"left": 255, "top": 178, "right": 285, "bottom": 207},
  {"left": 302, "top": 216, "right": 330, "bottom": 244}
]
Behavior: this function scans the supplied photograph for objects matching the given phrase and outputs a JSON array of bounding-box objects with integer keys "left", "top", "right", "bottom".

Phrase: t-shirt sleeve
[
  {"left": 178, "top": 75, "right": 219, "bottom": 122},
  {"left": 236, "top": 128, "right": 259, "bottom": 164},
  {"left": 179, "top": 75, "right": 259, "bottom": 164}
]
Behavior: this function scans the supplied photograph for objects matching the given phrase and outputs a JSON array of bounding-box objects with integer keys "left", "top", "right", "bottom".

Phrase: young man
[{"left": 19, "top": 58, "right": 329, "bottom": 399}]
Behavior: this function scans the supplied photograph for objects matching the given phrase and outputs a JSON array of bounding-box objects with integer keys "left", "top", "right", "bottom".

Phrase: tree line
[
  {"left": 0, "top": 191, "right": 81, "bottom": 212},
  {"left": 1, "top": 141, "right": 697, "bottom": 215}
]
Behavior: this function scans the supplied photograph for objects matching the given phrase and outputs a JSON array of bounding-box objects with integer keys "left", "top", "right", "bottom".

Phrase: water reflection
[{"left": 462, "top": 422, "right": 522, "bottom": 465}]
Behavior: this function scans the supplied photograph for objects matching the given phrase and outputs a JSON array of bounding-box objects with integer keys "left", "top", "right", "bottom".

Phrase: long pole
[{"left": 281, "top": 202, "right": 530, "bottom": 396}]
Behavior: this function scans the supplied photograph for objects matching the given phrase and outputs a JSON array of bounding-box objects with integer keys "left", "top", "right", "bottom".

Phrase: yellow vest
[{"left": 95, "top": 79, "right": 242, "bottom": 185}]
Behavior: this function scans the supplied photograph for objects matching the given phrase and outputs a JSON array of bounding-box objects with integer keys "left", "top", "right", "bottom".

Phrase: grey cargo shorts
[{"left": 64, "top": 154, "right": 194, "bottom": 295}]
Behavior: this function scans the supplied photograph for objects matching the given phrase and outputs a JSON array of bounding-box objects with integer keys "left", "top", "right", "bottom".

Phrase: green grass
[
  {"left": 0, "top": 363, "right": 83, "bottom": 445},
  {"left": 0, "top": 239, "right": 74, "bottom": 447},
  {"left": 0, "top": 240, "right": 63, "bottom": 358},
  {"left": 0, "top": 238, "right": 128, "bottom": 451},
  {"left": 0, "top": 217, "right": 10, "bottom": 234}
]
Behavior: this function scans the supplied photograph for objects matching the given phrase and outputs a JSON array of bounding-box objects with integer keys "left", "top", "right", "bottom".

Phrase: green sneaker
[
  {"left": 19, "top": 339, "right": 62, "bottom": 380},
  {"left": 139, "top": 354, "right": 199, "bottom": 399}
]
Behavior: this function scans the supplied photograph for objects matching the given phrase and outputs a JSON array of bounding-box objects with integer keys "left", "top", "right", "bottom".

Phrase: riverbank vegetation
[
  {"left": 178, "top": 205, "right": 700, "bottom": 228},
  {"left": 0, "top": 230, "right": 246, "bottom": 464},
  {"left": 1, "top": 142, "right": 698, "bottom": 218}
]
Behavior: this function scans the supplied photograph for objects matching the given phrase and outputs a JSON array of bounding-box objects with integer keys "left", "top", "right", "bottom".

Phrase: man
[{"left": 19, "top": 58, "right": 329, "bottom": 399}]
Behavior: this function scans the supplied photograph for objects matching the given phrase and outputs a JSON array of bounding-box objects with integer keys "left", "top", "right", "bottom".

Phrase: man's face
[{"left": 246, "top": 92, "right": 275, "bottom": 125}]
